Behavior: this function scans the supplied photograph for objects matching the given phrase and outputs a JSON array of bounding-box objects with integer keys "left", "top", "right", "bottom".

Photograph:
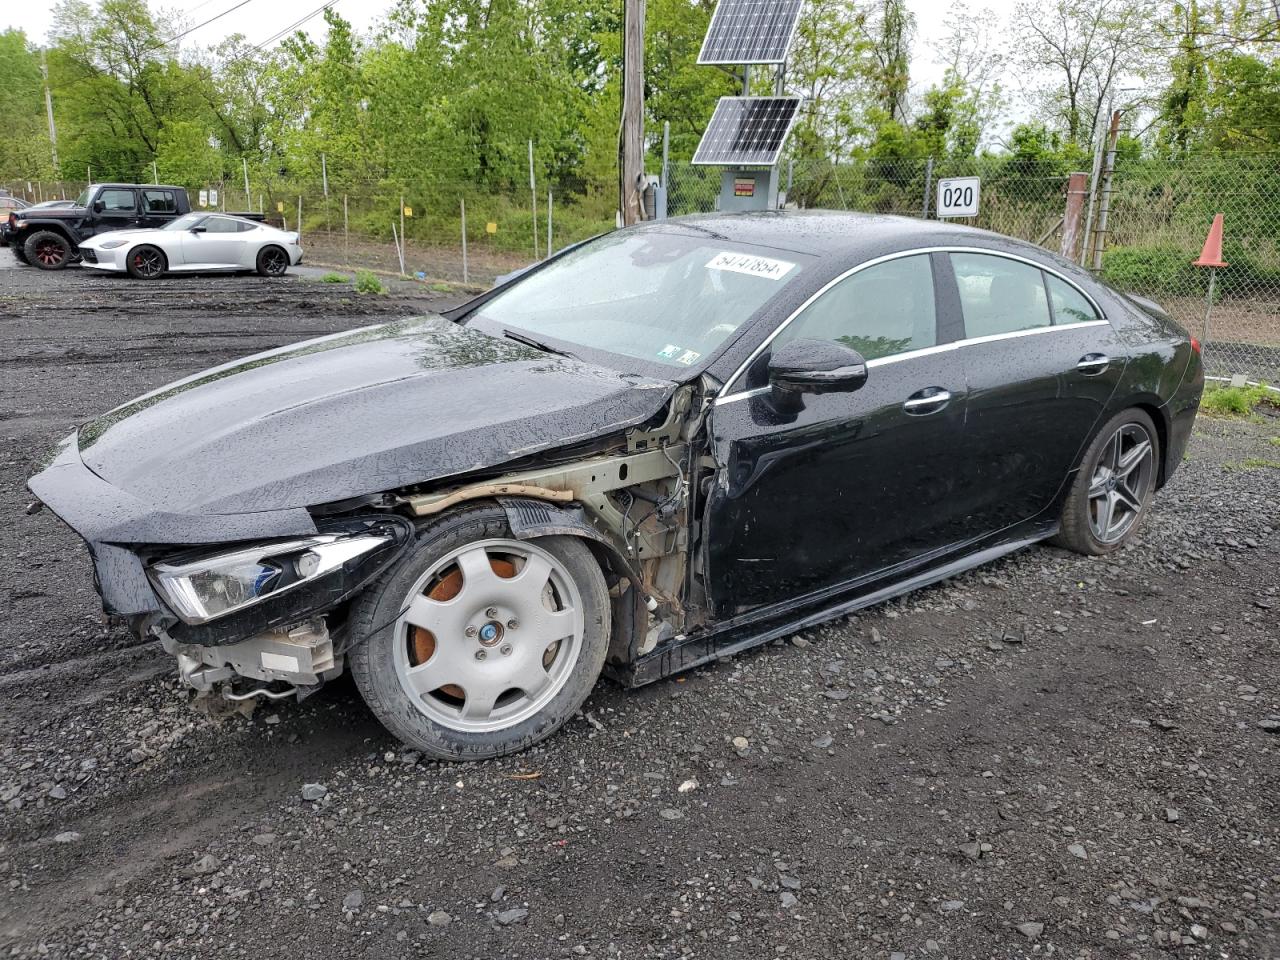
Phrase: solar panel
[
  {"left": 692, "top": 97, "right": 800, "bottom": 166},
  {"left": 697, "top": 0, "right": 804, "bottom": 65}
]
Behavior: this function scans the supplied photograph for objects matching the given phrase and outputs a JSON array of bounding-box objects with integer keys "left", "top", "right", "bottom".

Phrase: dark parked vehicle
[
  {"left": 28, "top": 211, "right": 1203, "bottom": 760},
  {"left": 7, "top": 183, "right": 262, "bottom": 269},
  {"left": 0, "top": 193, "right": 30, "bottom": 245}
]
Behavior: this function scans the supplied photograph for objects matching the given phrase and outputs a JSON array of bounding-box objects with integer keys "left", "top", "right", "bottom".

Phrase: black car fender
[{"left": 15, "top": 217, "right": 83, "bottom": 246}]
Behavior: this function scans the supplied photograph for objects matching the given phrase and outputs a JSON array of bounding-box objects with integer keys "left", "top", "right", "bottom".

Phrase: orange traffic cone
[{"left": 1193, "top": 214, "right": 1228, "bottom": 268}]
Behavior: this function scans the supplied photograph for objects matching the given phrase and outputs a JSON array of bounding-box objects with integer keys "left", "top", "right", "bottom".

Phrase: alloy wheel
[
  {"left": 35, "top": 239, "right": 66, "bottom": 267},
  {"left": 1087, "top": 422, "right": 1154, "bottom": 544},
  {"left": 132, "top": 248, "right": 164, "bottom": 278},
  {"left": 392, "top": 538, "right": 585, "bottom": 733},
  {"left": 261, "top": 247, "right": 287, "bottom": 275}
]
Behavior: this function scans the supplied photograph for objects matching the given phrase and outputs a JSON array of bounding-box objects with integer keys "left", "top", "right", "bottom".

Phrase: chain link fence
[
  {"left": 668, "top": 155, "right": 1280, "bottom": 383},
  {"left": 6, "top": 156, "right": 1277, "bottom": 382}
]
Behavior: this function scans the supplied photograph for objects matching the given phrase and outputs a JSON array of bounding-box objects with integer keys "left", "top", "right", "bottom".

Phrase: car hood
[
  {"left": 73, "top": 315, "right": 676, "bottom": 515},
  {"left": 80, "top": 227, "right": 162, "bottom": 246}
]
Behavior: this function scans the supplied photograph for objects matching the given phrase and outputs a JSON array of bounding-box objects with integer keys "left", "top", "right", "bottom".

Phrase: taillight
[{"left": 1190, "top": 337, "right": 1202, "bottom": 355}]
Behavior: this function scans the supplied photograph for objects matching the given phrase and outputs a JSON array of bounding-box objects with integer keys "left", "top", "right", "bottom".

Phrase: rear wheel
[
  {"left": 348, "top": 505, "right": 610, "bottom": 761},
  {"left": 1054, "top": 408, "right": 1159, "bottom": 555},
  {"left": 256, "top": 245, "right": 289, "bottom": 277},
  {"left": 126, "top": 244, "right": 166, "bottom": 279},
  {"left": 23, "top": 230, "right": 71, "bottom": 270}
]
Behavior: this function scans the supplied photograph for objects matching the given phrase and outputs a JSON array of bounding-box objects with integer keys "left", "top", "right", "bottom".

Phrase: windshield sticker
[
  {"left": 676, "top": 349, "right": 701, "bottom": 365},
  {"left": 706, "top": 251, "right": 796, "bottom": 280},
  {"left": 657, "top": 344, "right": 680, "bottom": 360}
]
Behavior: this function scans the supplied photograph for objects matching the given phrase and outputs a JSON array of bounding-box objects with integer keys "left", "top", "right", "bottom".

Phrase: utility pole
[
  {"left": 41, "top": 52, "right": 59, "bottom": 173},
  {"left": 619, "top": 0, "right": 645, "bottom": 225}
]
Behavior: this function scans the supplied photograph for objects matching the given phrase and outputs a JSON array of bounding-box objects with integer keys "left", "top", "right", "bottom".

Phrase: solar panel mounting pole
[{"left": 619, "top": 0, "right": 645, "bottom": 225}]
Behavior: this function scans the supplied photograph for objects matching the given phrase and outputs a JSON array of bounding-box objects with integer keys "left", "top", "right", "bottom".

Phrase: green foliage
[
  {"left": 353, "top": 269, "right": 386, "bottom": 295},
  {"left": 1201, "top": 383, "right": 1279, "bottom": 417},
  {"left": 319, "top": 272, "right": 348, "bottom": 283}
]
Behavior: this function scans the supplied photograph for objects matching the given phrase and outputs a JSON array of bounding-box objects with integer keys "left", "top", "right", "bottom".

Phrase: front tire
[
  {"left": 1054, "top": 408, "right": 1160, "bottom": 555},
  {"left": 256, "top": 245, "right": 289, "bottom": 276},
  {"left": 23, "top": 230, "right": 71, "bottom": 270},
  {"left": 126, "top": 244, "right": 166, "bottom": 279},
  {"left": 13, "top": 242, "right": 29, "bottom": 265},
  {"left": 348, "top": 505, "right": 611, "bottom": 761}
]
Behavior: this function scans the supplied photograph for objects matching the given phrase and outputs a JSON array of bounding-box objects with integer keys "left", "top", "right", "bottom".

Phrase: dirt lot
[{"left": 1, "top": 259, "right": 1278, "bottom": 960}]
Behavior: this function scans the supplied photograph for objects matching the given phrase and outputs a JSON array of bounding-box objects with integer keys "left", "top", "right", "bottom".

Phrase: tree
[
  {"left": 1012, "top": 0, "right": 1154, "bottom": 146},
  {"left": 0, "top": 30, "right": 54, "bottom": 178},
  {"left": 787, "top": 0, "right": 876, "bottom": 166}
]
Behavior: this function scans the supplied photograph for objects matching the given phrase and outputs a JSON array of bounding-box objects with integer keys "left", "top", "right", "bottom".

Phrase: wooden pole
[
  {"left": 1060, "top": 171, "right": 1088, "bottom": 259},
  {"left": 343, "top": 194, "right": 349, "bottom": 265},
  {"left": 297, "top": 195, "right": 303, "bottom": 242},
  {"left": 619, "top": 0, "right": 645, "bottom": 225}
]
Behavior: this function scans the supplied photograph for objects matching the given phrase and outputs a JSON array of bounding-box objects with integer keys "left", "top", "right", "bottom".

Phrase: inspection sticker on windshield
[
  {"left": 658, "top": 344, "right": 681, "bottom": 360},
  {"left": 676, "top": 350, "right": 701, "bottom": 365},
  {"left": 706, "top": 251, "right": 795, "bottom": 280}
]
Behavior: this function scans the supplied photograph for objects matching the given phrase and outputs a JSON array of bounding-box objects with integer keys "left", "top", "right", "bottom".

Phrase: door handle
[
  {"left": 903, "top": 387, "right": 952, "bottom": 415},
  {"left": 1077, "top": 353, "right": 1109, "bottom": 375}
]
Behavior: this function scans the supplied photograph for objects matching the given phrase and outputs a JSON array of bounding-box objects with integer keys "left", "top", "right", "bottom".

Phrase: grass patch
[
  {"left": 354, "top": 269, "right": 387, "bottom": 295},
  {"left": 1224, "top": 457, "right": 1280, "bottom": 471},
  {"left": 319, "top": 271, "right": 349, "bottom": 284},
  {"left": 1201, "top": 383, "right": 1279, "bottom": 418}
]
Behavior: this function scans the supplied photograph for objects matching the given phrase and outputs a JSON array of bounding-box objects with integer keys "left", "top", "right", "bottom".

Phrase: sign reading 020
[{"left": 936, "top": 177, "right": 980, "bottom": 218}]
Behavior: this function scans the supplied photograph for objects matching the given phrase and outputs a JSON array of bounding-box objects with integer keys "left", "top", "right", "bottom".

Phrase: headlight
[
  {"left": 99, "top": 239, "right": 128, "bottom": 249},
  {"left": 149, "top": 533, "right": 392, "bottom": 624}
]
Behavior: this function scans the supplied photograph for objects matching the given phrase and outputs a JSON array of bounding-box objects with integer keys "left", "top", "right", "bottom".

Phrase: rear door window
[
  {"left": 951, "top": 253, "right": 1051, "bottom": 338},
  {"left": 1045, "top": 274, "right": 1099, "bottom": 324},
  {"left": 141, "top": 190, "right": 178, "bottom": 214},
  {"left": 203, "top": 217, "right": 240, "bottom": 234}
]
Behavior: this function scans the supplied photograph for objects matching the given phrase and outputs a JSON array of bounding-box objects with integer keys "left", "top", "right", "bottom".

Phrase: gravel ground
[{"left": 1, "top": 259, "right": 1278, "bottom": 959}]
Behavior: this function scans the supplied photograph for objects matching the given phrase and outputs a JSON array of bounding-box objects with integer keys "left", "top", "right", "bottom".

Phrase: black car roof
[
  {"left": 97, "top": 183, "right": 185, "bottom": 191},
  {"left": 642, "top": 209, "right": 1099, "bottom": 289}
]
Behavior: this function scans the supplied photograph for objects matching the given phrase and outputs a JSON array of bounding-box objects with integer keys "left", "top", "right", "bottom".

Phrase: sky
[{"left": 1, "top": 0, "right": 1027, "bottom": 121}]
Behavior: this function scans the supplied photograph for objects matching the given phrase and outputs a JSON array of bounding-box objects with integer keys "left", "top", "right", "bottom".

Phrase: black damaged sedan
[{"left": 29, "top": 211, "right": 1203, "bottom": 760}]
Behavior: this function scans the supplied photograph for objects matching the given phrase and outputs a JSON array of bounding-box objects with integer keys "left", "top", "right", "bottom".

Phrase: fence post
[
  {"left": 529, "top": 139, "right": 539, "bottom": 260},
  {"left": 297, "top": 195, "right": 303, "bottom": 243},
  {"left": 547, "top": 190, "right": 553, "bottom": 257},
  {"left": 1079, "top": 128, "right": 1106, "bottom": 266},
  {"left": 1060, "top": 171, "right": 1088, "bottom": 260},
  {"left": 1089, "top": 111, "right": 1121, "bottom": 271},
  {"left": 343, "top": 194, "right": 349, "bottom": 266},
  {"left": 392, "top": 223, "right": 405, "bottom": 275},
  {"left": 460, "top": 198, "right": 468, "bottom": 285},
  {"left": 921, "top": 156, "right": 934, "bottom": 219}
]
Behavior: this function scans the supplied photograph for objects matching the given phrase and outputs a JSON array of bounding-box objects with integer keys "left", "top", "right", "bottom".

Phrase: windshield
[
  {"left": 470, "top": 229, "right": 808, "bottom": 369},
  {"left": 74, "top": 188, "right": 90, "bottom": 207},
  {"left": 163, "top": 214, "right": 205, "bottom": 231}
]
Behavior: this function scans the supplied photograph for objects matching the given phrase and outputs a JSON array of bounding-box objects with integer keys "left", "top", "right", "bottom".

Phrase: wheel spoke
[
  {"left": 1088, "top": 471, "right": 1109, "bottom": 499},
  {"left": 1116, "top": 438, "right": 1151, "bottom": 479},
  {"left": 404, "top": 651, "right": 464, "bottom": 696},
  {"left": 404, "top": 594, "right": 470, "bottom": 644},
  {"left": 1115, "top": 481, "right": 1143, "bottom": 513},
  {"left": 1109, "top": 430, "right": 1124, "bottom": 471},
  {"left": 508, "top": 553, "right": 553, "bottom": 606},
  {"left": 461, "top": 684, "right": 501, "bottom": 721},
  {"left": 529, "top": 604, "right": 577, "bottom": 642},
  {"left": 455, "top": 545, "right": 502, "bottom": 593},
  {"left": 1096, "top": 491, "right": 1116, "bottom": 538}
]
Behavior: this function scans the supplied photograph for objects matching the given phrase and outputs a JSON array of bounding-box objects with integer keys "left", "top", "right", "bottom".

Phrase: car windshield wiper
[{"left": 503, "top": 329, "right": 580, "bottom": 361}]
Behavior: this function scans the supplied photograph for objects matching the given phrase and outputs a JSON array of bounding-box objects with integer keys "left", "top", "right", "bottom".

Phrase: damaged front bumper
[{"left": 28, "top": 433, "right": 413, "bottom": 695}]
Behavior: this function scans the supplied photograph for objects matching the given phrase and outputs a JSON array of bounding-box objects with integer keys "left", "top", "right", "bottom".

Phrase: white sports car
[{"left": 79, "top": 213, "right": 303, "bottom": 279}]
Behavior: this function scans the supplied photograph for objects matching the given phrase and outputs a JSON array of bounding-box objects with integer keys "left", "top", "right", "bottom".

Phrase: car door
[
  {"left": 94, "top": 187, "right": 140, "bottom": 233},
  {"left": 949, "top": 250, "right": 1125, "bottom": 534},
  {"left": 180, "top": 216, "right": 243, "bottom": 267},
  {"left": 138, "top": 189, "right": 180, "bottom": 229},
  {"left": 703, "top": 252, "right": 971, "bottom": 618}
]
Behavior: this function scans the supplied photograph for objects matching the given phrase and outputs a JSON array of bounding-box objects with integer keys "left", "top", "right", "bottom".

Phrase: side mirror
[
  {"left": 92, "top": 200, "right": 104, "bottom": 213},
  {"left": 190, "top": 225, "right": 206, "bottom": 234},
  {"left": 767, "top": 338, "right": 869, "bottom": 402}
]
